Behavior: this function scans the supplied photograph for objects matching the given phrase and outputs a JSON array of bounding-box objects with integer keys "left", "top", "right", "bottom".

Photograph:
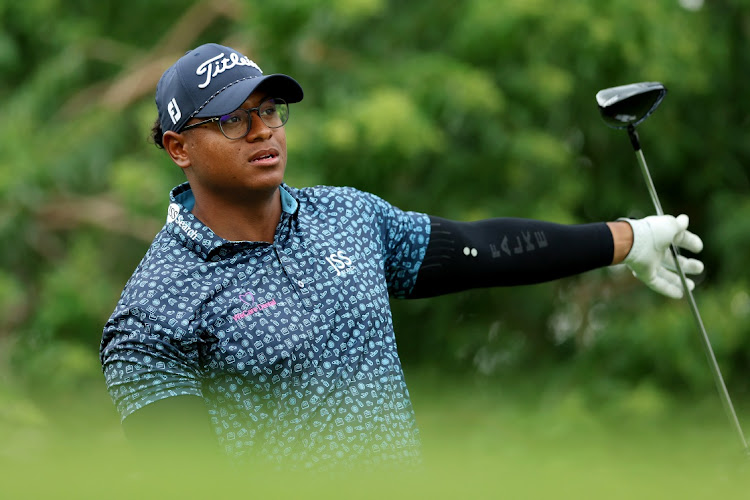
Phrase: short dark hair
[{"left": 150, "top": 118, "right": 165, "bottom": 149}]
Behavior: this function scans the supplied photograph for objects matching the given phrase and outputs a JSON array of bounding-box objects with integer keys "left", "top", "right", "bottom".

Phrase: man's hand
[{"left": 622, "top": 214, "right": 704, "bottom": 299}]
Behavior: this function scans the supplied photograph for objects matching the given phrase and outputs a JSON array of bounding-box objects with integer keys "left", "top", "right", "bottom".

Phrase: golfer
[{"left": 100, "top": 43, "right": 704, "bottom": 469}]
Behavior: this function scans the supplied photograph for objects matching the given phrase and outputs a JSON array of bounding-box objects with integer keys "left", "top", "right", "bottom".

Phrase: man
[{"left": 100, "top": 43, "right": 704, "bottom": 469}]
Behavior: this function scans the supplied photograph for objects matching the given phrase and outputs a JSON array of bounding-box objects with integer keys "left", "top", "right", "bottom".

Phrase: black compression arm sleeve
[{"left": 408, "top": 215, "right": 614, "bottom": 299}]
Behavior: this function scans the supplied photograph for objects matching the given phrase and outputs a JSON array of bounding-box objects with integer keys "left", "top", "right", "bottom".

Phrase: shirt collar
[
  {"left": 165, "top": 182, "right": 300, "bottom": 260},
  {"left": 279, "top": 183, "right": 299, "bottom": 215}
]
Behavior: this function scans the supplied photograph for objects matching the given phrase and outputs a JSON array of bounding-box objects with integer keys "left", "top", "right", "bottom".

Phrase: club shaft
[{"left": 633, "top": 147, "right": 749, "bottom": 453}]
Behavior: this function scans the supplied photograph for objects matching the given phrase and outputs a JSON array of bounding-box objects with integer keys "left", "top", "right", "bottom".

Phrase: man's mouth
[{"left": 249, "top": 150, "right": 279, "bottom": 164}]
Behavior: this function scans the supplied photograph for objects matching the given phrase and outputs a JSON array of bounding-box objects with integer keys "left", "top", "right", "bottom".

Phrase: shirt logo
[
  {"left": 195, "top": 52, "right": 262, "bottom": 89},
  {"left": 326, "top": 250, "right": 354, "bottom": 276},
  {"left": 232, "top": 290, "right": 277, "bottom": 322},
  {"left": 166, "top": 203, "right": 199, "bottom": 241},
  {"left": 239, "top": 291, "right": 254, "bottom": 305},
  {"left": 167, "top": 98, "right": 181, "bottom": 124},
  {"left": 166, "top": 203, "right": 180, "bottom": 223}
]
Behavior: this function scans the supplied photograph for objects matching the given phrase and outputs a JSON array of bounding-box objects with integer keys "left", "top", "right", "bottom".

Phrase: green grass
[{"left": 1, "top": 372, "right": 749, "bottom": 499}]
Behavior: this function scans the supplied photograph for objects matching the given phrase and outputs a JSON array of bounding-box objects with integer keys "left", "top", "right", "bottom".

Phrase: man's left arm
[{"left": 408, "top": 214, "right": 703, "bottom": 299}]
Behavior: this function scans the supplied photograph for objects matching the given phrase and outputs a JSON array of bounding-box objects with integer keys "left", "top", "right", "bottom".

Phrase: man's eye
[
  {"left": 220, "top": 114, "right": 243, "bottom": 125},
  {"left": 260, "top": 105, "right": 278, "bottom": 117}
]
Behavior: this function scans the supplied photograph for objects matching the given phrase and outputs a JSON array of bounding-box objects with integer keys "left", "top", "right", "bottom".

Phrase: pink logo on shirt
[
  {"left": 239, "top": 291, "right": 255, "bottom": 305},
  {"left": 232, "top": 291, "right": 276, "bottom": 321}
]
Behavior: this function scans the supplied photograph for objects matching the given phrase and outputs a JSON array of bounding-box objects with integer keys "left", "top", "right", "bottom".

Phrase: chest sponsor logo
[
  {"left": 239, "top": 291, "right": 254, "bottom": 304},
  {"left": 232, "top": 290, "right": 277, "bottom": 322},
  {"left": 326, "top": 250, "right": 355, "bottom": 277}
]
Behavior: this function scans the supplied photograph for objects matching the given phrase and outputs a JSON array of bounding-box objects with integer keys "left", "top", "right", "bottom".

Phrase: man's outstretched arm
[{"left": 409, "top": 214, "right": 702, "bottom": 299}]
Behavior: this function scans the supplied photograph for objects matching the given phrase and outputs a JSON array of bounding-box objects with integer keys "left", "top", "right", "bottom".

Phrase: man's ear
[{"left": 162, "top": 131, "right": 191, "bottom": 170}]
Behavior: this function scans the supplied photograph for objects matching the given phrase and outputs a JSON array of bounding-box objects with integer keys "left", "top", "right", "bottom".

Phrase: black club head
[{"left": 596, "top": 82, "right": 667, "bottom": 129}]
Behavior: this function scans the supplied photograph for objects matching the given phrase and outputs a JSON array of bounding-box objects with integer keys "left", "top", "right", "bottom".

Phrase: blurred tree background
[{"left": 1, "top": 0, "right": 749, "bottom": 450}]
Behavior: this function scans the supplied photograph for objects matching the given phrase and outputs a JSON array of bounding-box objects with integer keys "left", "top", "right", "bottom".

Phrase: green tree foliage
[{"left": 1, "top": 0, "right": 749, "bottom": 410}]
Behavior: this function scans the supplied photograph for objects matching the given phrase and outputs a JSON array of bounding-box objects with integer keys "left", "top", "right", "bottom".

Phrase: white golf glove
[{"left": 621, "top": 214, "right": 704, "bottom": 299}]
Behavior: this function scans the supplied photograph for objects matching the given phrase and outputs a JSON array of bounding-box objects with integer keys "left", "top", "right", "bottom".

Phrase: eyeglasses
[{"left": 181, "top": 97, "right": 289, "bottom": 139}]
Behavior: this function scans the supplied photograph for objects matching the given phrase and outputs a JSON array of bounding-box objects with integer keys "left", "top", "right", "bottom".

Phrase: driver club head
[{"left": 596, "top": 82, "right": 667, "bottom": 129}]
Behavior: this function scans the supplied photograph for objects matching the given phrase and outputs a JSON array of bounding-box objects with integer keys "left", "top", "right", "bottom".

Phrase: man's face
[{"left": 179, "top": 91, "right": 288, "bottom": 200}]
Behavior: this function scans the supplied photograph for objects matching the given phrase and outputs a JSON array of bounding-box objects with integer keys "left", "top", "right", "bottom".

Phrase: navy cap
[{"left": 156, "top": 43, "right": 303, "bottom": 133}]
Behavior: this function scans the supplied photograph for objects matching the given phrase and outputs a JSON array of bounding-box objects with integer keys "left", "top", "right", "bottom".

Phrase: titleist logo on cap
[
  {"left": 155, "top": 42, "right": 303, "bottom": 133},
  {"left": 196, "top": 52, "right": 263, "bottom": 89}
]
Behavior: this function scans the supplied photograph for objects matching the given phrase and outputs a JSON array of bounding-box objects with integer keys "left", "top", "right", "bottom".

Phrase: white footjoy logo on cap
[{"left": 167, "top": 98, "right": 181, "bottom": 124}]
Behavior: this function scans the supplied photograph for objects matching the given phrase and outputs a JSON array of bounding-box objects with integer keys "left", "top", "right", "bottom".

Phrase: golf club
[{"left": 596, "top": 82, "right": 749, "bottom": 454}]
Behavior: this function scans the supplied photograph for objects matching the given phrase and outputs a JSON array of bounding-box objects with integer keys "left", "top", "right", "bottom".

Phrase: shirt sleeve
[
  {"left": 100, "top": 304, "right": 205, "bottom": 421},
  {"left": 359, "top": 191, "right": 431, "bottom": 297}
]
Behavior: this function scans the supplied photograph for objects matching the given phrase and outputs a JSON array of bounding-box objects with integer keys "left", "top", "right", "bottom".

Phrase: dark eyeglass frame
[{"left": 181, "top": 97, "right": 289, "bottom": 139}]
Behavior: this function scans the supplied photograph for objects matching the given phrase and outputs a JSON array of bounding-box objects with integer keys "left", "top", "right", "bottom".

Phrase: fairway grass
[{"left": 2, "top": 373, "right": 748, "bottom": 499}]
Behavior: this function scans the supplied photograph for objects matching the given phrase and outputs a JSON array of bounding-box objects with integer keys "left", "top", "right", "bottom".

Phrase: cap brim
[{"left": 194, "top": 74, "right": 303, "bottom": 118}]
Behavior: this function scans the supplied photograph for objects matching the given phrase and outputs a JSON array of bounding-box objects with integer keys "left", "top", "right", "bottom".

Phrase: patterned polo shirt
[{"left": 100, "top": 182, "right": 431, "bottom": 468}]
